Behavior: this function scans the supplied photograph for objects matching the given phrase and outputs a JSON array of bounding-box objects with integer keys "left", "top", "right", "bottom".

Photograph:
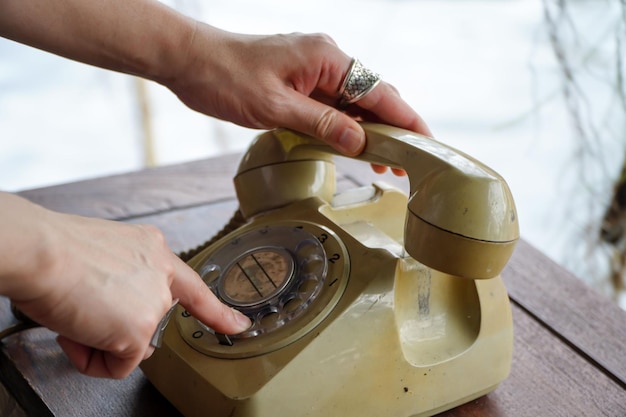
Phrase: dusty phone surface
[{"left": 141, "top": 123, "right": 519, "bottom": 417}]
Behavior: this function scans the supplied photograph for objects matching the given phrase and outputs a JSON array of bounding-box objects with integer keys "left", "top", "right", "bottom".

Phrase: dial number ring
[{"left": 177, "top": 221, "right": 349, "bottom": 358}]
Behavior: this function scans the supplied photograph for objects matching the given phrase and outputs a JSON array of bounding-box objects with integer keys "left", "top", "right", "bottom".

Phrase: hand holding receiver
[{"left": 234, "top": 123, "right": 519, "bottom": 279}]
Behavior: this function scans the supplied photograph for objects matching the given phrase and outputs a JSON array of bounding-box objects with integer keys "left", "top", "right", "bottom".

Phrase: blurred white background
[{"left": 1, "top": 0, "right": 625, "bottom": 307}]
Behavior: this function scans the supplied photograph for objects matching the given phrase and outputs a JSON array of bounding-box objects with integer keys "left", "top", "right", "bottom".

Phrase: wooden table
[{"left": 1, "top": 153, "right": 625, "bottom": 416}]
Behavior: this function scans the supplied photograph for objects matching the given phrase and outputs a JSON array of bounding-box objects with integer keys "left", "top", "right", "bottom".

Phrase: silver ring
[
  {"left": 338, "top": 58, "right": 382, "bottom": 107},
  {"left": 150, "top": 298, "right": 179, "bottom": 348}
]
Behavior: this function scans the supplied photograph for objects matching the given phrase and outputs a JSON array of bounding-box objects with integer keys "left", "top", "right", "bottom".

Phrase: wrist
[
  {"left": 155, "top": 22, "right": 232, "bottom": 89},
  {"left": 0, "top": 193, "right": 61, "bottom": 301},
  {"left": 133, "top": 4, "right": 200, "bottom": 83}
]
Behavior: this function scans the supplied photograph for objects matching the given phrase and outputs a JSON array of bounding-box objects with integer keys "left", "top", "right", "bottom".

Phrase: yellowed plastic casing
[
  {"left": 141, "top": 124, "right": 518, "bottom": 417},
  {"left": 142, "top": 187, "right": 513, "bottom": 417}
]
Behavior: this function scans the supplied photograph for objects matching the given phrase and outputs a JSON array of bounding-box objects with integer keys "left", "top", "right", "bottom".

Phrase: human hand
[
  {"left": 1, "top": 0, "right": 428, "bottom": 172},
  {"left": 1, "top": 0, "right": 429, "bottom": 166},
  {"left": 2, "top": 194, "right": 250, "bottom": 379},
  {"left": 160, "top": 25, "right": 432, "bottom": 172}
]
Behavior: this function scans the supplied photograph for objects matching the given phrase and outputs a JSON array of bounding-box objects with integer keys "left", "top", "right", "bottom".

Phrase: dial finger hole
[
  {"left": 295, "top": 238, "right": 322, "bottom": 258},
  {"left": 300, "top": 254, "right": 325, "bottom": 275},
  {"left": 283, "top": 297, "right": 303, "bottom": 314},
  {"left": 298, "top": 277, "right": 318, "bottom": 295},
  {"left": 199, "top": 264, "right": 221, "bottom": 285},
  {"left": 260, "top": 310, "right": 280, "bottom": 328}
]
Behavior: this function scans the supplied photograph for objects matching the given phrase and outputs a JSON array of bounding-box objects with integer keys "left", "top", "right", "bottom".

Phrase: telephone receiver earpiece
[{"left": 234, "top": 123, "right": 519, "bottom": 279}]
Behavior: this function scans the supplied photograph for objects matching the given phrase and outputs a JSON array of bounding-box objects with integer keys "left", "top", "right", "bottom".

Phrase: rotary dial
[{"left": 176, "top": 221, "right": 349, "bottom": 358}]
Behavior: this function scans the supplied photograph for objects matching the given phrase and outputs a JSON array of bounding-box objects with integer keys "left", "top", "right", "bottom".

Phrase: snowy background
[{"left": 1, "top": 0, "right": 625, "bottom": 307}]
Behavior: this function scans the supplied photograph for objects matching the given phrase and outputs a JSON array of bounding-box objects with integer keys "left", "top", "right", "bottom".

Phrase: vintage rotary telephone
[{"left": 141, "top": 123, "right": 519, "bottom": 417}]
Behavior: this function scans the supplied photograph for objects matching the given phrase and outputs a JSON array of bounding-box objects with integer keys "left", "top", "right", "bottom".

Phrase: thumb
[{"left": 279, "top": 91, "right": 366, "bottom": 156}]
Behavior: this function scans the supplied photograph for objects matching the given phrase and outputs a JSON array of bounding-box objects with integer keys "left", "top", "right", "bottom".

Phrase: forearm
[{"left": 0, "top": 0, "right": 196, "bottom": 82}]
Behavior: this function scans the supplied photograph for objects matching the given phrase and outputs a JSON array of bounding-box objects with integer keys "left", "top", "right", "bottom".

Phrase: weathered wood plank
[
  {"left": 437, "top": 306, "right": 626, "bottom": 417},
  {"left": 504, "top": 239, "right": 626, "bottom": 387},
  {"left": 17, "top": 155, "right": 243, "bottom": 220},
  {"left": 0, "top": 380, "right": 26, "bottom": 417},
  {"left": 1, "top": 154, "right": 623, "bottom": 416}
]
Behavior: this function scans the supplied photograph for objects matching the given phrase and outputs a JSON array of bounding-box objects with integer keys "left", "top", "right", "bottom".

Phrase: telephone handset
[
  {"left": 141, "top": 123, "right": 519, "bottom": 417},
  {"left": 234, "top": 123, "right": 517, "bottom": 279}
]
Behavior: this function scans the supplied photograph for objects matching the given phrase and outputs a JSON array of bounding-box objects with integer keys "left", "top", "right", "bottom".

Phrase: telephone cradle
[{"left": 141, "top": 123, "right": 519, "bottom": 417}]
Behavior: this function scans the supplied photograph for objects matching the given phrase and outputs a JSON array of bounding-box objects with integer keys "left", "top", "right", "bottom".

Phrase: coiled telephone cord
[
  {"left": 178, "top": 208, "right": 246, "bottom": 262},
  {"left": 0, "top": 208, "right": 247, "bottom": 341}
]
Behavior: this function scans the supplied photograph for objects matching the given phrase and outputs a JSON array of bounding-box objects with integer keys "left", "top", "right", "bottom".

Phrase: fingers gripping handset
[{"left": 234, "top": 122, "right": 519, "bottom": 279}]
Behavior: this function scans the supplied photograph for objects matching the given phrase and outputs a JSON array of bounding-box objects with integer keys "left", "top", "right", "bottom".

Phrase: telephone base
[{"left": 141, "top": 183, "right": 513, "bottom": 417}]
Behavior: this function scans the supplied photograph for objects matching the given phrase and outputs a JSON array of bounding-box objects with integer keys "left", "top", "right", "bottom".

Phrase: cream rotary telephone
[{"left": 141, "top": 123, "right": 519, "bottom": 417}]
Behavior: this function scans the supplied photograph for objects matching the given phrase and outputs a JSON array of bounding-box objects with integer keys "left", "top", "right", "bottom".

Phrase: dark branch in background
[
  {"left": 543, "top": 0, "right": 606, "bottom": 179},
  {"left": 618, "top": 0, "right": 626, "bottom": 113},
  {"left": 543, "top": 0, "right": 626, "bottom": 297},
  {"left": 598, "top": 0, "right": 626, "bottom": 294}
]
